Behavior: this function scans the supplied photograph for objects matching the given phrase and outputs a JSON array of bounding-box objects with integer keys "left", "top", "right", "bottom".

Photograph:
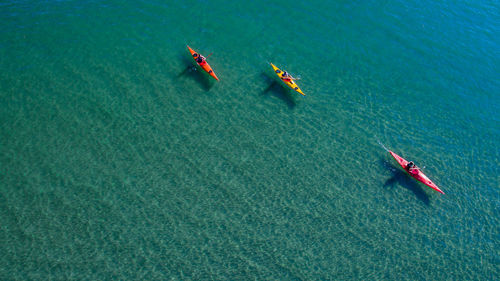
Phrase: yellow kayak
[{"left": 270, "top": 63, "right": 305, "bottom": 96}]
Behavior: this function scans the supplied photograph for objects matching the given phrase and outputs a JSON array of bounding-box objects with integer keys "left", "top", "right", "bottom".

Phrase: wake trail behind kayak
[{"left": 377, "top": 138, "right": 390, "bottom": 152}]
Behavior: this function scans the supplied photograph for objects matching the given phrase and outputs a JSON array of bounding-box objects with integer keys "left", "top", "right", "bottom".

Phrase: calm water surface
[{"left": 0, "top": 0, "right": 498, "bottom": 279}]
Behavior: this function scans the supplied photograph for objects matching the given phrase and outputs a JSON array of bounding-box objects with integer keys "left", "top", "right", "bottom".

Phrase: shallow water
[{"left": 0, "top": 0, "right": 498, "bottom": 279}]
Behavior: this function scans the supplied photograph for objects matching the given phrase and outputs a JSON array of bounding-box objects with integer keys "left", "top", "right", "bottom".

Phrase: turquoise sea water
[{"left": 1, "top": 0, "right": 498, "bottom": 279}]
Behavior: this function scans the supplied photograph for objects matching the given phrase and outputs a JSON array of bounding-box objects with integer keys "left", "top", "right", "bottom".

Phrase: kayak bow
[
  {"left": 270, "top": 63, "right": 305, "bottom": 96},
  {"left": 389, "top": 150, "right": 444, "bottom": 194},
  {"left": 187, "top": 45, "right": 219, "bottom": 81}
]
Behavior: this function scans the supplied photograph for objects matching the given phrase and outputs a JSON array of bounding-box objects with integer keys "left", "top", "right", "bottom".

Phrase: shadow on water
[
  {"left": 177, "top": 55, "right": 214, "bottom": 91},
  {"left": 380, "top": 159, "right": 430, "bottom": 205},
  {"left": 260, "top": 72, "right": 296, "bottom": 109}
]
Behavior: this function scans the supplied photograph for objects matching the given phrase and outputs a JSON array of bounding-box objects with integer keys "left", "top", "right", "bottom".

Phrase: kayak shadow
[
  {"left": 381, "top": 159, "right": 430, "bottom": 205},
  {"left": 177, "top": 56, "right": 214, "bottom": 91},
  {"left": 260, "top": 73, "right": 296, "bottom": 109}
]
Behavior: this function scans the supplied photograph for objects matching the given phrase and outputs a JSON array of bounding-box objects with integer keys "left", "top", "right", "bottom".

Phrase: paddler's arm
[
  {"left": 409, "top": 167, "right": 421, "bottom": 172},
  {"left": 282, "top": 75, "right": 300, "bottom": 81}
]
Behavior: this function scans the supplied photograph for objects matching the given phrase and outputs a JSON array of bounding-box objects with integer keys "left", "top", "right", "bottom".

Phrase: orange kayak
[{"left": 187, "top": 45, "right": 219, "bottom": 81}]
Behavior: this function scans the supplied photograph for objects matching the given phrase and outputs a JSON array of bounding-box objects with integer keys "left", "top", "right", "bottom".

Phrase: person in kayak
[
  {"left": 281, "top": 71, "right": 299, "bottom": 82},
  {"left": 193, "top": 53, "right": 206, "bottom": 64},
  {"left": 406, "top": 161, "right": 420, "bottom": 174}
]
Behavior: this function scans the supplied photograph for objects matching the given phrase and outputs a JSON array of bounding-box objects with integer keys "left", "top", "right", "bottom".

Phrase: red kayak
[
  {"left": 187, "top": 45, "right": 219, "bottom": 81},
  {"left": 389, "top": 151, "right": 444, "bottom": 194}
]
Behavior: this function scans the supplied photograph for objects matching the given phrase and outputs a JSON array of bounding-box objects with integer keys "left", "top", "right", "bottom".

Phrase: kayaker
[
  {"left": 193, "top": 53, "right": 206, "bottom": 64},
  {"left": 281, "top": 71, "right": 298, "bottom": 82},
  {"left": 406, "top": 161, "right": 419, "bottom": 174}
]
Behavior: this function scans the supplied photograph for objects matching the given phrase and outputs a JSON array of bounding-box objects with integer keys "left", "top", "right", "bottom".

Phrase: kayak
[
  {"left": 389, "top": 151, "right": 444, "bottom": 194},
  {"left": 187, "top": 45, "right": 219, "bottom": 81},
  {"left": 270, "top": 63, "right": 305, "bottom": 96}
]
